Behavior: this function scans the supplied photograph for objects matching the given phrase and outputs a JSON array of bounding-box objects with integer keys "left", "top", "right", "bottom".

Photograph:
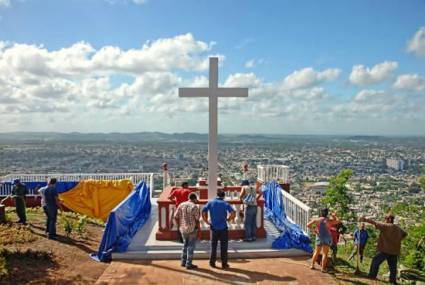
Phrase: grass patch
[{"left": 0, "top": 223, "right": 37, "bottom": 246}]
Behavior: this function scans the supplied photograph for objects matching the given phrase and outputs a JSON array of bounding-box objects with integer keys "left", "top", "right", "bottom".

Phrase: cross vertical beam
[{"left": 208, "top": 58, "right": 218, "bottom": 199}]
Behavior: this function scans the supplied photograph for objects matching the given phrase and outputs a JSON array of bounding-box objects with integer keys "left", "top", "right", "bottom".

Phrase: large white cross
[{"left": 179, "top": 57, "right": 248, "bottom": 199}]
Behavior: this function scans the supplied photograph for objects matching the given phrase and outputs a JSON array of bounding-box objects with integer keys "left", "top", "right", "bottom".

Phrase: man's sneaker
[
  {"left": 180, "top": 263, "right": 186, "bottom": 267},
  {"left": 209, "top": 262, "right": 216, "bottom": 268},
  {"left": 222, "top": 263, "right": 230, "bottom": 269},
  {"left": 186, "top": 264, "right": 198, "bottom": 270}
]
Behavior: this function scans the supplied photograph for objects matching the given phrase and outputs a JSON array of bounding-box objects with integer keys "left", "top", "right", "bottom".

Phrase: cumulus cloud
[
  {"left": 0, "top": 34, "right": 212, "bottom": 78},
  {"left": 407, "top": 26, "right": 425, "bottom": 57},
  {"left": 329, "top": 88, "right": 422, "bottom": 122},
  {"left": 393, "top": 74, "right": 425, "bottom": 92},
  {"left": 281, "top": 67, "right": 341, "bottom": 90},
  {"left": 1, "top": 34, "right": 424, "bottom": 133},
  {"left": 349, "top": 61, "right": 398, "bottom": 86},
  {"left": 0, "top": 34, "right": 217, "bottom": 116}
]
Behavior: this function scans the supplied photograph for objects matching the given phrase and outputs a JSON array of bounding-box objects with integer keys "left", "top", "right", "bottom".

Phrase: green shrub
[
  {"left": 75, "top": 215, "right": 87, "bottom": 235},
  {"left": 61, "top": 215, "right": 74, "bottom": 237}
]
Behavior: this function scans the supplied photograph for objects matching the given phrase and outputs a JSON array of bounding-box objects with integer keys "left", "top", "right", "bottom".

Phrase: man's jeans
[
  {"left": 42, "top": 206, "right": 49, "bottom": 233},
  {"left": 46, "top": 206, "right": 58, "bottom": 238},
  {"left": 14, "top": 197, "right": 27, "bottom": 223},
  {"left": 244, "top": 205, "right": 257, "bottom": 240},
  {"left": 210, "top": 229, "right": 228, "bottom": 265},
  {"left": 181, "top": 231, "right": 197, "bottom": 266},
  {"left": 368, "top": 251, "right": 398, "bottom": 284}
]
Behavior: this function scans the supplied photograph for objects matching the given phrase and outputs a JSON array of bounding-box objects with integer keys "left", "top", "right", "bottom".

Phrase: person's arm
[
  {"left": 307, "top": 218, "right": 317, "bottom": 229},
  {"left": 401, "top": 229, "right": 408, "bottom": 240},
  {"left": 55, "top": 196, "right": 62, "bottom": 210},
  {"left": 226, "top": 203, "right": 236, "bottom": 222},
  {"left": 227, "top": 210, "right": 236, "bottom": 222},
  {"left": 239, "top": 188, "right": 246, "bottom": 202},
  {"left": 256, "top": 186, "right": 262, "bottom": 200},
  {"left": 173, "top": 206, "right": 181, "bottom": 226},
  {"left": 168, "top": 190, "right": 175, "bottom": 202},
  {"left": 202, "top": 211, "right": 210, "bottom": 225},
  {"left": 202, "top": 203, "right": 210, "bottom": 225},
  {"left": 359, "top": 216, "right": 377, "bottom": 226},
  {"left": 353, "top": 229, "right": 359, "bottom": 242}
]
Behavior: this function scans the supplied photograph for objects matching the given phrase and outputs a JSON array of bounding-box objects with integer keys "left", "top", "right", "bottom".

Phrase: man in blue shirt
[
  {"left": 202, "top": 191, "right": 235, "bottom": 269},
  {"left": 44, "top": 178, "right": 61, "bottom": 240},
  {"left": 349, "top": 223, "right": 369, "bottom": 263}
]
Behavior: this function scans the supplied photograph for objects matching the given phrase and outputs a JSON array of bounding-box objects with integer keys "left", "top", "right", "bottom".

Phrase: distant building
[
  {"left": 386, "top": 158, "right": 405, "bottom": 171},
  {"left": 309, "top": 182, "right": 329, "bottom": 196}
]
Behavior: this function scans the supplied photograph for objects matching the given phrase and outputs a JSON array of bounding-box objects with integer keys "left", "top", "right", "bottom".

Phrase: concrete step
[{"left": 113, "top": 248, "right": 308, "bottom": 260}]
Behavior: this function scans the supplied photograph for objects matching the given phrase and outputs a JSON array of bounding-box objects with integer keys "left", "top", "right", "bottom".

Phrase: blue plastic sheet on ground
[
  {"left": 262, "top": 180, "right": 312, "bottom": 253},
  {"left": 91, "top": 180, "right": 151, "bottom": 262}
]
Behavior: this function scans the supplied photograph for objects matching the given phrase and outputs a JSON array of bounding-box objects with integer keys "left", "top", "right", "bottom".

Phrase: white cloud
[
  {"left": 393, "top": 74, "right": 425, "bottom": 92},
  {"left": 0, "top": 0, "right": 10, "bottom": 7},
  {"left": 354, "top": 89, "right": 388, "bottom": 102},
  {"left": 0, "top": 34, "right": 213, "bottom": 78},
  {"left": 407, "top": 26, "right": 425, "bottom": 57},
  {"left": 224, "top": 73, "right": 261, "bottom": 88},
  {"left": 0, "top": 35, "right": 424, "bottom": 134},
  {"left": 244, "top": 58, "right": 264, "bottom": 68},
  {"left": 349, "top": 61, "right": 398, "bottom": 86},
  {"left": 281, "top": 67, "right": 341, "bottom": 90},
  {"left": 0, "top": 34, "right": 217, "bottom": 116}
]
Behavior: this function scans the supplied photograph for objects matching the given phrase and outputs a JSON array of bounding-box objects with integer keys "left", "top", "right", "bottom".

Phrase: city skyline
[{"left": 0, "top": 0, "right": 425, "bottom": 135}]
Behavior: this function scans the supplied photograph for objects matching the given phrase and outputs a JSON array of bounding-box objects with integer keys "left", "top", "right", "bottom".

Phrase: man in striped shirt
[{"left": 174, "top": 193, "right": 200, "bottom": 269}]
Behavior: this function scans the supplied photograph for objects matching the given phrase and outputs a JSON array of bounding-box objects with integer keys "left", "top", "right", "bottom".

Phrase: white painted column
[{"left": 208, "top": 57, "right": 218, "bottom": 199}]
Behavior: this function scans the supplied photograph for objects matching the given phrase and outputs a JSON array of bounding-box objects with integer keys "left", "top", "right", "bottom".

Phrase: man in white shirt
[{"left": 38, "top": 185, "right": 49, "bottom": 234}]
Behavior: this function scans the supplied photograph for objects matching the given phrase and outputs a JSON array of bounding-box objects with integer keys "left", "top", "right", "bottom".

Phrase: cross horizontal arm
[
  {"left": 216, "top": 88, "right": 248, "bottom": 97},
  {"left": 179, "top": 87, "right": 249, "bottom": 98},
  {"left": 179, "top": 88, "right": 210, "bottom": 97}
]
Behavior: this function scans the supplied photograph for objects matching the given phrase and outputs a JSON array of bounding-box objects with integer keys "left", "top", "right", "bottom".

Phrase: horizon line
[{"left": 0, "top": 131, "right": 424, "bottom": 138}]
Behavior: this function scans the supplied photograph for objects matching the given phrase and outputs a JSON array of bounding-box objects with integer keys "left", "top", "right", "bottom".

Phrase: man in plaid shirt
[{"left": 174, "top": 193, "right": 200, "bottom": 269}]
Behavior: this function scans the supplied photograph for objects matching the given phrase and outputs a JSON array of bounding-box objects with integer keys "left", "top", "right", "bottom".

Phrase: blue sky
[{"left": 0, "top": 0, "right": 424, "bottom": 135}]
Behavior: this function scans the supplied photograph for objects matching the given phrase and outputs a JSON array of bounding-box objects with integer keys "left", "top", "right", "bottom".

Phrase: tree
[{"left": 321, "top": 169, "right": 354, "bottom": 221}]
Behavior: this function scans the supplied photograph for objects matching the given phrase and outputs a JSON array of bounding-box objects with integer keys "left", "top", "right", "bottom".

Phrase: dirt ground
[
  {"left": 0, "top": 208, "right": 108, "bottom": 285},
  {"left": 96, "top": 258, "right": 339, "bottom": 285}
]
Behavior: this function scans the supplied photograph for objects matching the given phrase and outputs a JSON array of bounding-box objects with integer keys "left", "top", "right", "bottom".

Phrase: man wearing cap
[
  {"left": 202, "top": 191, "right": 235, "bottom": 269},
  {"left": 11, "top": 179, "right": 27, "bottom": 224},
  {"left": 360, "top": 214, "right": 407, "bottom": 284}
]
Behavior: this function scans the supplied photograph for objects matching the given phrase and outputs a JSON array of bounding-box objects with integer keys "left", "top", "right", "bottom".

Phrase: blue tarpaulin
[
  {"left": 3, "top": 181, "right": 78, "bottom": 194},
  {"left": 262, "top": 180, "right": 312, "bottom": 253},
  {"left": 91, "top": 180, "right": 151, "bottom": 262}
]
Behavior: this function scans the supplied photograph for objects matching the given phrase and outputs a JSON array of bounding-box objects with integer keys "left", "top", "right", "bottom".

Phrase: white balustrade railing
[
  {"left": 257, "top": 165, "right": 289, "bottom": 184},
  {"left": 0, "top": 173, "right": 155, "bottom": 198},
  {"left": 280, "top": 189, "right": 311, "bottom": 233}
]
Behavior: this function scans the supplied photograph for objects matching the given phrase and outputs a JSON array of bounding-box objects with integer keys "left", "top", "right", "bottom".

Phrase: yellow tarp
[{"left": 59, "top": 179, "right": 134, "bottom": 221}]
